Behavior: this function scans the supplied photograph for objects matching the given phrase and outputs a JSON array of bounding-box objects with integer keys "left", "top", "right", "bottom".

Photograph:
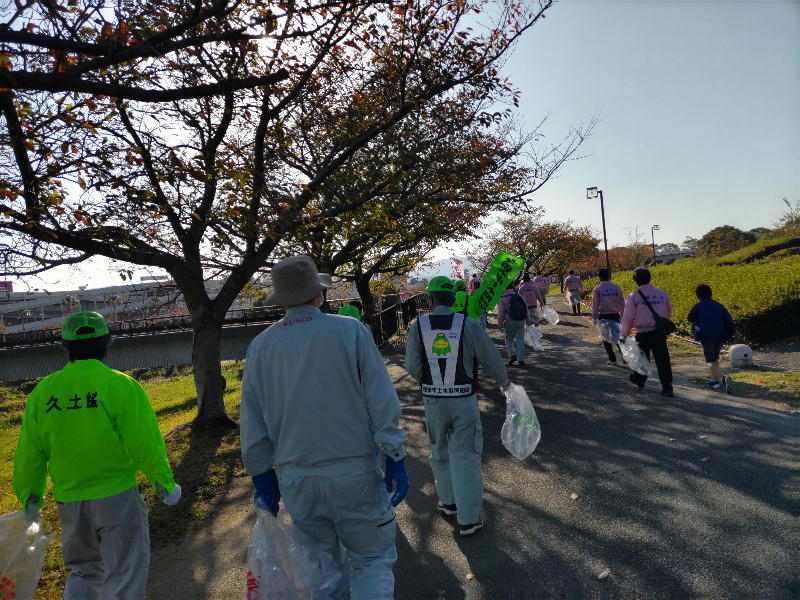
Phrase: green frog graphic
[{"left": 431, "top": 333, "right": 452, "bottom": 356}]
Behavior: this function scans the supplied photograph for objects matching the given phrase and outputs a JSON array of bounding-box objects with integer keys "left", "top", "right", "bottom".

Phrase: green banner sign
[{"left": 467, "top": 251, "right": 525, "bottom": 319}]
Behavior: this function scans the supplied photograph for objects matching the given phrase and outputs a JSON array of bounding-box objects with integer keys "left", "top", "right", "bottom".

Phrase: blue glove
[
  {"left": 252, "top": 470, "right": 280, "bottom": 517},
  {"left": 384, "top": 456, "right": 409, "bottom": 507}
]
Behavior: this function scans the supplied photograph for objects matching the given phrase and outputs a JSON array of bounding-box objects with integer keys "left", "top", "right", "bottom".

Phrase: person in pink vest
[
  {"left": 591, "top": 268, "right": 625, "bottom": 365},
  {"left": 562, "top": 270, "right": 584, "bottom": 315},
  {"left": 518, "top": 273, "right": 543, "bottom": 323},
  {"left": 620, "top": 268, "right": 674, "bottom": 397},
  {"left": 532, "top": 271, "right": 549, "bottom": 306}
]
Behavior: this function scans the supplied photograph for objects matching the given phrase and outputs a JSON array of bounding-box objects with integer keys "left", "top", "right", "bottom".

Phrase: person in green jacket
[{"left": 12, "top": 311, "right": 181, "bottom": 600}]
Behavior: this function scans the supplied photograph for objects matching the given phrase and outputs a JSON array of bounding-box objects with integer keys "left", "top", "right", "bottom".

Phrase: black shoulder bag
[{"left": 637, "top": 290, "right": 677, "bottom": 335}]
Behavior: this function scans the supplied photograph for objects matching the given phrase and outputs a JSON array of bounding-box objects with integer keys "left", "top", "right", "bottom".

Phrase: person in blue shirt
[{"left": 687, "top": 284, "right": 736, "bottom": 392}]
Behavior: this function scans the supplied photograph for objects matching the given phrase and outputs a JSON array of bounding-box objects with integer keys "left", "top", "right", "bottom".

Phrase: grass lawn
[
  {"left": 726, "top": 370, "right": 800, "bottom": 407},
  {"left": 0, "top": 361, "right": 246, "bottom": 599}
]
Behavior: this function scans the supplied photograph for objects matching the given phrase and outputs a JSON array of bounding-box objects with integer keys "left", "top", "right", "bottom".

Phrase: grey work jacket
[
  {"left": 240, "top": 305, "right": 407, "bottom": 477},
  {"left": 405, "top": 306, "right": 510, "bottom": 392}
]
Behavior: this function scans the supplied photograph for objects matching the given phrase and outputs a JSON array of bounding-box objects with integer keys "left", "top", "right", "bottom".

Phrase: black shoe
[
  {"left": 660, "top": 390, "right": 674, "bottom": 397},
  {"left": 437, "top": 502, "right": 457, "bottom": 516},
  {"left": 507, "top": 356, "right": 517, "bottom": 366},
  {"left": 459, "top": 521, "right": 484, "bottom": 536},
  {"left": 629, "top": 373, "right": 645, "bottom": 389}
]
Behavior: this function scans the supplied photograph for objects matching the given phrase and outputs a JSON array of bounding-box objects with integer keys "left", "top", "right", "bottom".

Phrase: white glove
[
  {"left": 162, "top": 484, "right": 182, "bottom": 506},
  {"left": 500, "top": 382, "right": 513, "bottom": 393}
]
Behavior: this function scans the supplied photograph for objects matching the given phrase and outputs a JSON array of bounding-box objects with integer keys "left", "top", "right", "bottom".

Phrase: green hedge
[{"left": 584, "top": 256, "right": 800, "bottom": 345}]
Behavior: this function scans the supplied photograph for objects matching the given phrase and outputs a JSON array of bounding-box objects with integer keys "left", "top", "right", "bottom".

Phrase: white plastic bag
[
  {"left": 597, "top": 319, "right": 621, "bottom": 344},
  {"left": 620, "top": 337, "right": 650, "bottom": 376},
  {"left": 524, "top": 325, "right": 544, "bottom": 351},
  {"left": 542, "top": 306, "right": 560, "bottom": 326},
  {"left": 501, "top": 384, "right": 541, "bottom": 460},
  {"left": 0, "top": 511, "right": 52, "bottom": 600},
  {"left": 246, "top": 507, "right": 340, "bottom": 600}
]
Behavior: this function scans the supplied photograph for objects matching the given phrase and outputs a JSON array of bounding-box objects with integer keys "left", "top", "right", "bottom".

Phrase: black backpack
[{"left": 508, "top": 293, "right": 527, "bottom": 320}]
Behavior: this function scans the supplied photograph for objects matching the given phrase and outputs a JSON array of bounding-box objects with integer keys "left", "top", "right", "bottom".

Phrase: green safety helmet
[
  {"left": 62, "top": 311, "right": 110, "bottom": 341},
  {"left": 338, "top": 305, "right": 362, "bottom": 320},
  {"left": 451, "top": 290, "right": 467, "bottom": 312},
  {"left": 453, "top": 280, "right": 467, "bottom": 292},
  {"left": 428, "top": 276, "right": 454, "bottom": 292}
]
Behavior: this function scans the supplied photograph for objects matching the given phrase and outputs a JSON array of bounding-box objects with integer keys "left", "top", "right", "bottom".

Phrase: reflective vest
[{"left": 418, "top": 313, "right": 474, "bottom": 397}]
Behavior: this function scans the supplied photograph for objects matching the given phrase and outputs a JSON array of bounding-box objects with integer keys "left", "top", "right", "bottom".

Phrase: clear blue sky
[
  {"left": 13, "top": 0, "right": 800, "bottom": 290},
  {"left": 484, "top": 0, "right": 800, "bottom": 249}
]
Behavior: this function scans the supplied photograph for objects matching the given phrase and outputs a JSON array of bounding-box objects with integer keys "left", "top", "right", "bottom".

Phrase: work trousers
[
  {"left": 280, "top": 471, "right": 397, "bottom": 600},
  {"left": 422, "top": 395, "right": 483, "bottom": 525},
  {"left": 504, "top": 319, "right": 526, "bottom": 362},
  {"left": 57, "top": 486, "right": 150, "bottom": 600},
  {"left": 631, "top": 330, "right": 673, "bottom": 393},
  {"left": 537, "top": 288, "right": 547, "bottom": 306}
]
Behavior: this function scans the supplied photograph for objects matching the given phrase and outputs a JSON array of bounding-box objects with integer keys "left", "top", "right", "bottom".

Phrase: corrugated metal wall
[{"left": 0, "top": 323, "right": 269, "bottom": 381}]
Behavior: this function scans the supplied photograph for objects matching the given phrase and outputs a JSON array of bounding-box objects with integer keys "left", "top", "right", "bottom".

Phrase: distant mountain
[{"left": 410, "top": 256, "right": 479, "bottom": 281}]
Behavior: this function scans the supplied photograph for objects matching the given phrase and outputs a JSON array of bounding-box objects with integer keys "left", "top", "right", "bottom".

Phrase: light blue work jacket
[{"left": 241, "top": 305, "right": 407, "bottom": 477}]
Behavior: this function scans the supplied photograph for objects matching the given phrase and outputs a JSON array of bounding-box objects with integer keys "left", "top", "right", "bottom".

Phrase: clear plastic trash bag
[
  {"left": 524, "top": 325, "right": 544, "bottom": 351},
  {"left": 0, "top": 511, "right": 52, "bottom": 600},
  {"left": 501, "top": 384, "right": 541, "bottom": 460},
  {"left": 246, "top": 507, "right": 340, "bottom": 600},
  {"left": 542, "top": 306, "right": 560, "bottom": 326},
  {"left": 596, "top": 319, "right": 621, "bottom": 344},
  {"left": 620, "top": 337, "right": 650, "bottom": 376}
]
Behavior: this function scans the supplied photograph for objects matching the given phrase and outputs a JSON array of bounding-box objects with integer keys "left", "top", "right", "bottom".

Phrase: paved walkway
[{"left": 148, "top": 297, "right": 799, "bottom": 599}]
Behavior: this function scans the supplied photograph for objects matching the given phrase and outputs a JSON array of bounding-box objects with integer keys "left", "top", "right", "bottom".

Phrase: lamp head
[{"left": 586, "top": 187, "right": 599, "bottom": 199}]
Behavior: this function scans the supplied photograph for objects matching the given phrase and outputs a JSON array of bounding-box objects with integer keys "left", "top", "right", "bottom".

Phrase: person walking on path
[
  {"left": 563, "top": 270, "right": 584, "bottom": 315},
  {"left": 13, "top": 311, "right": 181, "bottom": 600},
  {"left": 620, "top": 268, "right": 675, "bottom": 397},
  {"left": 405, "top": 276, "right": 510, "bottom": 536},
  {"left": 452, "top": 279, "right": 469, "bottom": 315},
  {"left": 591, "top": 268, "right": 625, "bottom": 365},
  {"left": 240, "top": 256, "right": 409, "bottom": 599},
  {"left": 532, "top": 271, "right": 550, "bottom": 306},
  {"left": 687, "top": 284, "right": 736, "bottom": 392},
  {"left": 467, "top": 273, "right": 481, "bottom": 295},
  {"left": 518, "top": 273, "right": 544, "bottom": 324},
  {"left": 497, "top": 285, "right": 533, "bottom": 367}
]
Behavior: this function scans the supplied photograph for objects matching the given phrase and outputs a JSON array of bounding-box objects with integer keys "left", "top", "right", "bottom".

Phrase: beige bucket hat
[{"left": 266, "top": 256, "right": 331, "bottom": 306}]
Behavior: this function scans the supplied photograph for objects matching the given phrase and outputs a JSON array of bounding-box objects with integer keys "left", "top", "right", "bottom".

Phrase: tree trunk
[
  {"left": 355, "top": 274, "right": 378, "bottom": 317},
  {"left": 191, "top": 308, "right": 235, "bottom": 428}
]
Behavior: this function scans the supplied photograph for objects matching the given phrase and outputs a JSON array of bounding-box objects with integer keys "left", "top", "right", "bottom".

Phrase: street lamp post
[
  {"left": 586, "top": 187, "right": 610, "bottom": 270},
  {"left": 651, "top": 225, "right": 660, "bottom": 266}
]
